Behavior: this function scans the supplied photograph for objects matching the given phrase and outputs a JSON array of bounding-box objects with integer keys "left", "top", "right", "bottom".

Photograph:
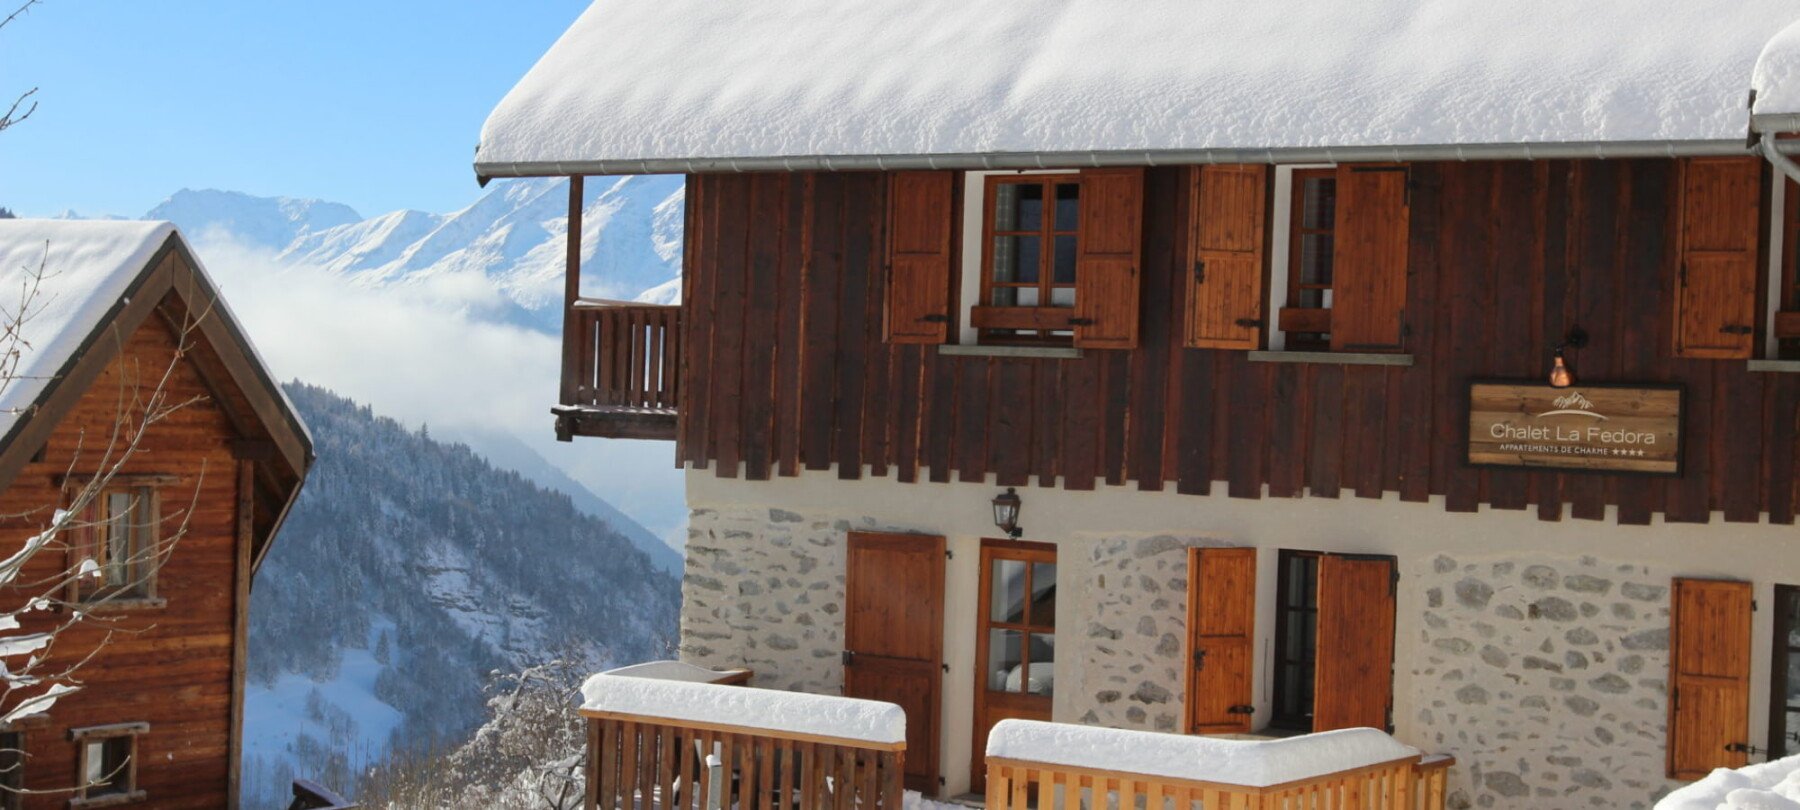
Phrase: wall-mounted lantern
[
  {"left": 1548, "top": 328, "right": 1589, "bottom": 389},
  {"left": 991, "top": 488, "right": 1023, "bottom": 539}
]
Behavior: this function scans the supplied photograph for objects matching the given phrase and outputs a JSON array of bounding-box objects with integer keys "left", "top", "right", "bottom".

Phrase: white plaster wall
[{"left": 681, "top": 466, "right": 1800, "bottom": 808}]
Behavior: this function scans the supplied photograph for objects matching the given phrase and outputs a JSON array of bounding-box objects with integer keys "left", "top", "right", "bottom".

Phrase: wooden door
[
  {"left": 1186, "top": 547, "right": 1257, "bottom": 733},
  {"left": 1313, "top": 555, "right": 1397, "bottom": 732},
  {"left": 1668, "top": 577, "right": 1752, "bottom": 778},
  {"left": 844, "top": 531, "right": 945, "bottom": 794},
  {"left": 972, "top": 539, "right": 1057, "bottom": 793}
]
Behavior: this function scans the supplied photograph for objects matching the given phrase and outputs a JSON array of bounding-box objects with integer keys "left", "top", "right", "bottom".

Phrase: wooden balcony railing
[
  {"left": 557, "top": 299, "right": 681, "bottom": 441},
  {"left": 581, "top": 675, "right": 905, "bottom": 810},
  {"left": 985, "top": 721, "right": 1455, "bottom": 810},
  {"left": 287, "top": 779, "right": 357, "bottom": 810}
]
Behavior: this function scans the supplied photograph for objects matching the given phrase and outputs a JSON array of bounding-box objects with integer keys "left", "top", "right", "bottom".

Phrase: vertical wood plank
[{"left": 802, "top": 173, "right": 844, "bottom": 471}]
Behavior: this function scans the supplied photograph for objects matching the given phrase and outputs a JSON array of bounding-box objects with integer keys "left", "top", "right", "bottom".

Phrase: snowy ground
[
  {"left": 242, "top": 620, "right": 404, "bottom": 792},
  {"left": 1657, "top": 754, "right": 1800, "bottom": 809}
]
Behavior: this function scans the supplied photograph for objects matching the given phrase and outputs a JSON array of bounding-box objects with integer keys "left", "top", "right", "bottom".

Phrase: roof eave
[{"left": 473, "top": 138, "right": 1763, "bottom": 180}]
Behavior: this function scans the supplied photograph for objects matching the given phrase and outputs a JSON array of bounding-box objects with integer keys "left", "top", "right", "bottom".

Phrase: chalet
[
  {"left": 0, "top": 221, "right": 310, "bottom": 808},
  {"left": 482, "top": 3, "right": 1800, "bottom": 808}
]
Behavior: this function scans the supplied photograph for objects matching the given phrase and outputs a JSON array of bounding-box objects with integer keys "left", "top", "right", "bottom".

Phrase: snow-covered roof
[
  {"left": 0, "top": 219, "right": 312, "bottom": 458},
  {"left": 1755, "top": 18, "right": 1800, "bottom": 125},
  {"left": 985, "top": 720, "right": 1419, "bottom": 788},
  {"left": 478, "top": 0, "right": 1800, "bottom": 178},
  {"left": 0, "top": 220, "right": 179, "bottom": 438},
  {"left": 581, "top": 672, "right": 905, "bottom": 745}
]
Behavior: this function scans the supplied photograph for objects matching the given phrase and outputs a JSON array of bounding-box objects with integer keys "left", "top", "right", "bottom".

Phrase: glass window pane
[
  {"left": 992, "top": 286, "right": 1018, "bottom": 307},
  {"left": 988, "top": 628, "right": 1023, "bottom": 692},
  {"left": 992, "top": 236, "right": 1040, "bottom": 285},
  {"left": 1053, "top": 235, "right": 1077, "bottom": 285},
  {"left": 105, "top": 492, "right": 133, "bottom": 586},
  {"left": 1049, "top": 288, "right": 1075, "bottom": 308},
  {"left": 1301, "top": 178, "right": 1337, "bottom": 230},
  {"left": 1788, "top": 653, "right": 1800, "bottom": 702},
  {"left": 1054, "top": 184, "right": 1080, "bottom": 231},
  {"left": 1030, "top": 562, "right": 1056, "bottom": 627},
  {"left": 991, "top": 559, "right": 1027, "bottom": 623},
  {"left": 1294, "top": 288, "right": 1326, "bottom": 309},
  {"left": 1016, "top": 287, "right": 1040, "bottom": 307},
  {"left": 994, "top": 183, "right": 1044, "bottom": 231},
  {"left": 1300, "top": 556, "right": 1318, "bottom": 608},
  {"left": 1024, "top": 632, "right": 1055, "bottom": 696},
  {"left": 1299, "top": 234, "right": 1334, "bottom": 286}
]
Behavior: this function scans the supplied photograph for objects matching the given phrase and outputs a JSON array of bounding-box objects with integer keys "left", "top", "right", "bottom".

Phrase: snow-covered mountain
[
  {"left": 149, "top": 176, "right": 685, "bottom": 332},
  {"left": 242, "top": 384, "right": 680, "bottom": 808}
]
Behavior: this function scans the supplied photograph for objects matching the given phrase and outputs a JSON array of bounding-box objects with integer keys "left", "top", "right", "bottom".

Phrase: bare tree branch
[{"left": 0, "top": 1, "right": 42, "bottom": 133}]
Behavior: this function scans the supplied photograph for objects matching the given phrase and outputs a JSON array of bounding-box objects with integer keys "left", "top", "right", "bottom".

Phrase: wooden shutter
[
  {"left": 1185, "top": 547, "right": 1256, "bottom": 734},
  {"left": 886, "top": 171, "right": 956, "bottom": 344},
  {"left": 1675, "top": 158, "right": 1761, "bottom": 359},
  {"left": 1313, "top": 554, "right": 1396, "bottom": 732},
  {"left": 1330, "top": 166, "right": 1410, "bottom": 353},
  {"left": 1073, "top": 168, "right": 1145, "bottom": 349},
  {"left": 1667, "top": 577, "right": 1752, "bottom": 779},
  {"left": 844, "top": 531, "right": 946, "bottom": 793},
  {"left": 1187, "top": 166, "right": 1269, "bottom": 350}
]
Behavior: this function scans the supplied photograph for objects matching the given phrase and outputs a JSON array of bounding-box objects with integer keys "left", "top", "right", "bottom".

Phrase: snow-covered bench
[
  {"left": 985, "top": 719, "right": 1453, "bottom": 810},
  {"left": 579, "top": 671, "right": 906, "bottom": 810}
]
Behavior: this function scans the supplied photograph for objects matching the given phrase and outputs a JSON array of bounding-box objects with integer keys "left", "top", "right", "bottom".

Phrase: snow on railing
[
  {"left": 1654, "top": 753, "right": 1800, "bottom": 810},
  {"left": 579, "top": 672, "right": 905, "bottom": 810},
  {"left": 985, "top": 719, "right": 1451, "bottom": 810}
]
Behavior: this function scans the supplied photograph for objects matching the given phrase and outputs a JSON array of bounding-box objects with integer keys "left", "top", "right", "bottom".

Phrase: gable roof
[
  {"left": 477, "top": 0, "right": 1800, "bottom": 180},
  {"left": 0, "top": 220, "right": 312, "bottom": 572}
]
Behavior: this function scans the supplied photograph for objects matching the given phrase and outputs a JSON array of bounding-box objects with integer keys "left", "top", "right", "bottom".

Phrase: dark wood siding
[{"left": 680, "top": 160, "right": 1800, "bottom": 524}]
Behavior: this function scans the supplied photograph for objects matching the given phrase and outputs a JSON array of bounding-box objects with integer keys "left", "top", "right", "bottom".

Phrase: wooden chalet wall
[
  {"left": 677, "top": 161, "right": 1800, "bottom": 525},
  {"left": 0, "top": 315, "right": 247, "bottom": 808}
]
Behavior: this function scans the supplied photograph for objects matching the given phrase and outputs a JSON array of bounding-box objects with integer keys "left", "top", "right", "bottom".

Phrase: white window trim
[
  {"left": 957, "top": 169, "right": 1080, "bottom": 346},
  {"left": 1266, "top": 164, "right": 1335, "bottom": 352}
]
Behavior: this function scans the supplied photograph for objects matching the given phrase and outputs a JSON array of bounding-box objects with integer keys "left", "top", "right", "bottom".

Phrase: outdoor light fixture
[
  {"left": 991, "top": 488, "right": 1023, "bottom": 539},
  {"left": 1548, "top": 328, "right": 1589, "bottom": 389}
]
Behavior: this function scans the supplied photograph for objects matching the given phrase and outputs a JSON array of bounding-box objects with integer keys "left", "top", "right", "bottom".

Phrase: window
[
  {"left": 974, "top": 174, "right": 1082, "bottom": 342},
  {"left": 1270, "top": 165, "right": 1410, "bottom": 353},
  {"left": 1270, "top": 550, "right": 1320, "bottom": 730},
  {"left": 1771, "top": 585, "right": 1800, "bottom": 758},
  {"left": 0, "top": 731, "right": 20, "bottom": 810},
  {"left": 1777, "top": 181, "right": 1800, "bottom": 359},
  {"left": 68, "top": 486, "right": 159, "bottom": 603},
  {"left": 70, "top": 723, "right": 146, "bottom": 806}
]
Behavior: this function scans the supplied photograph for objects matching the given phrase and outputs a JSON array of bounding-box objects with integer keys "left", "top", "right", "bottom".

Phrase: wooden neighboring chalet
[
  {"left": 0, "top": 221, "right": 311, "bottom": 809},
  {"left": 482, "top": 3, "right": 1800, "bottom": 808}
]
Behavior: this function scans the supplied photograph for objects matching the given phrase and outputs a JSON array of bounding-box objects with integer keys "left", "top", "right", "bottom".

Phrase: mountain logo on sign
[{"left": 1537, "top": 391, "right": 1607, "bottom": 420}]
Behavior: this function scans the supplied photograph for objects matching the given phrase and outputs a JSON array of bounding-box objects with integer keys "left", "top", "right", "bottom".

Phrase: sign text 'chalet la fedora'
[{"left": 1466, "top": 382, "right": 1684, "bottom": 476}]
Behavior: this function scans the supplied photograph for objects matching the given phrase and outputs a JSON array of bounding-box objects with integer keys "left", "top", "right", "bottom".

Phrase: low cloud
[{"left": 193, "top": 234, "right": 687, "bottom": 547}]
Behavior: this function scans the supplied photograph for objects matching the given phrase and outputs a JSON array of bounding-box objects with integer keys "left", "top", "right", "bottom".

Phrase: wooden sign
[{"left": 1467, "top": 382, "right": 1683, "bottom": 475}]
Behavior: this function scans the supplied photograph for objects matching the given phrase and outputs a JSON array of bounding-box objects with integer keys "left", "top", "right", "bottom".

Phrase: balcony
[{"left": 555, "top": 298, "right": 680, "bottom": 442}]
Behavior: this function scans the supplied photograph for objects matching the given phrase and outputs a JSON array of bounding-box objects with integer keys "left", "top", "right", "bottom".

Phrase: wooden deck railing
[
  {"left": 583, "top": 710, "right": 904, "bottom": 810},
  {"left": 287, "top": 778, "right": 357, "bottom": 810},
  {"left": 986, "top": 752, "right": 1457, "bottom": 810},
  {"left": 563, "top": 299, "right": 681, "bottom": 411}
]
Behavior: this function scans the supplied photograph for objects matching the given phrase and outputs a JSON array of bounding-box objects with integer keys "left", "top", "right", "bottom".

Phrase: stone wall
[
  {"left": 1414, "top": 553, "right": 1675, "bottom": 810},
  {"left": 1073, "top": 535, "right": 1213, "bottom": 733},
  {"left": 679, "top": 506, "right": 852, "bottom": 693}
]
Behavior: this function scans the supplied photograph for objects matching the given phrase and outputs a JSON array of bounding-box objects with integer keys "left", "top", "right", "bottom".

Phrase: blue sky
[{"left": 1, "top": 1, "right": 588, "bottom": 218}]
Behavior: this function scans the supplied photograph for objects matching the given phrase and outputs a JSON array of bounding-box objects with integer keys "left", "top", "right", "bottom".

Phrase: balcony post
[{"left": 560, "top": 175, "right": 584, "bottom": 409}]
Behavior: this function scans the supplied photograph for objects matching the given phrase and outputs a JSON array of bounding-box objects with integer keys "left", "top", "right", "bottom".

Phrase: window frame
[
  {"left": 972, "top": 173, "right": 1084, "bottom": 344},
  {"left": 62, "top": 478, "right": 167, "bottom": 606},
  {"left": 1282, "top": 168, "right": 1337, "bottom": 350},
  {"left": 1770, "top": 584, "right": 1800, "bottom": 758},
  {"left": 1269, "top": 549, "right": 1320, "bottom": 731},
  {"left": 1775, "top": 180, "right": 1800, "bottom": 359},
  {"left": 69, "top": 722, "right": 147, "bottom": 808}
]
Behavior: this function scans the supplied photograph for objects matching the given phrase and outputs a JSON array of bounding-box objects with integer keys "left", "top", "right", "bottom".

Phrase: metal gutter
[{"left": 475, "top": 138, "right": 1769, "bottom": 182}]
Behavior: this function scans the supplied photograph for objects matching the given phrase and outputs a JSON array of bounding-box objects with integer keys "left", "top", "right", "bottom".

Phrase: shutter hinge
[
  {"left": 1727, "top": 742, "right": 1767, "bottom": 756},
  {"left": 1721, "top": 325, "right": 1754, "bottom": 335},
  {"left": 1192, "top": 649, "right": 1207, "bottom": 670},
  {"left": 1193, "top": 260, "right": 1206, "bottom": 284},
  {"left": 942, "top": 663, "right": 950, "bottom": 674},
  {"left": 1234, "top": 318, "right": 1263, "bottom": 328},
  {"left": 1227, "top": 705, "right": 1254, "bottom": 715},
  {"left": 842, "top": 650, "right": 856, "bottom": 667},
  {"left": 920, "top": 314, "right": 951, "bottom": 323},
  {"left": 945, "top": 549, "right": 954, "bottom": 560},
  {"left": 1067, "top": 317, "right": 1096, "bottom": 326}
]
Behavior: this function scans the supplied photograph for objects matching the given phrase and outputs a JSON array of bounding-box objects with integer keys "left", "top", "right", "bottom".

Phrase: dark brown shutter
[
  {"left": 885, "top": 171, "right": 956, "bottom": 344},
  {"left": 1073, "top": 168, "right": 1145, "bottom": 349},
  {"left": 844, "top": 531, "right": 946, "bottom": 793},
  {"left": 1186, "top": 166, "right": 1269, "bottom": 350},
  {"left": 1667, "top": 577, "right": 1752, "bottom": 779},
  {"left": 1185, "top": 547, "right": 1256, "bottom": 734},
  {"left": 1330, "top": 165, "right": 1410, "bottom": 353},
  {"left": 1313, "top": 554, "right": 1396, "bottom": 732},
  {"left": 1675, "top": 158, "right": 1761, "bottom": 359}
]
